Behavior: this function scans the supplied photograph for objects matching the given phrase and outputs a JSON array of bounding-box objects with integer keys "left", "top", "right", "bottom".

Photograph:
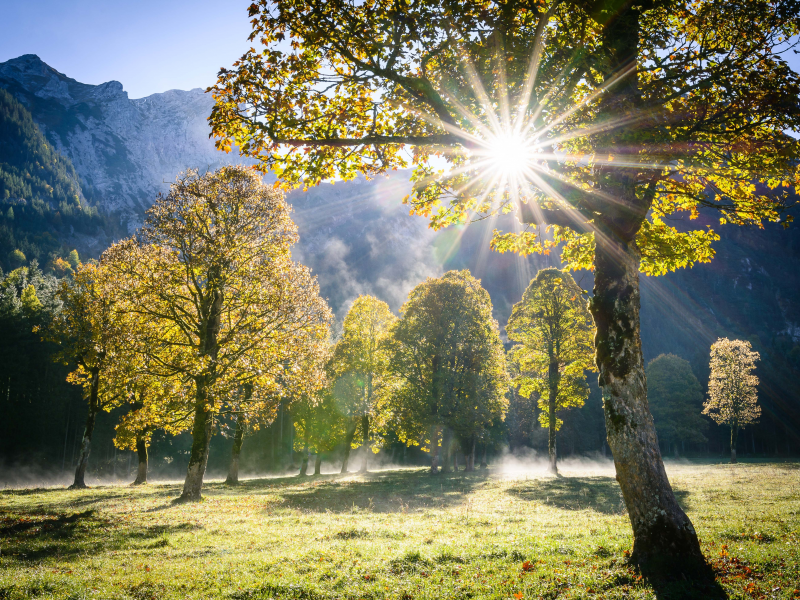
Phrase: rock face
[{"left": 0, "top": 54, "right": 242, "bottom": 228}]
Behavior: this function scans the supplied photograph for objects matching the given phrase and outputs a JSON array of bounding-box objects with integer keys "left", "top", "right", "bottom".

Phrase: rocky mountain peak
[{"left": 0, "top": 55, "right": 239, "bottom": 225}]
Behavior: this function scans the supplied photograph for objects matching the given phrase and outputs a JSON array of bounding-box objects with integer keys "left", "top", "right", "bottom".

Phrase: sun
[{"left": 482, "top": 131, "right": 538, "bottom": 179}]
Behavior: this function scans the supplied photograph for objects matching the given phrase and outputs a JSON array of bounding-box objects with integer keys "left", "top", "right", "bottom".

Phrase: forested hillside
[{"left": 0, "top": 89, "right": 120, "bottom": 273}]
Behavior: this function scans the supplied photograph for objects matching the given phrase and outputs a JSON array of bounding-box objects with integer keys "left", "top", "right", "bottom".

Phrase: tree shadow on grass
[
  {"left": 639, "top": 558, "right": 728, "bottom": 600},
  {"left": 223, "top": 468, "right": 491, "bottom": 514},
  {"left": 505, "top": 476, "right": 692, "bottom": 515},
  {"left": 0, "top": 508, "right": 203, "bottom": 562}
]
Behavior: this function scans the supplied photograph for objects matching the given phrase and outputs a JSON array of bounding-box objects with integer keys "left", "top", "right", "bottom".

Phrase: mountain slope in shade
[{"left": 0, "top": 54, "right": 242, "bottom": 227}]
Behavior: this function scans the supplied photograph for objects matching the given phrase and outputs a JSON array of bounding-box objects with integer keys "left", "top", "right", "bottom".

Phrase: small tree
[
  {"left": 329, "top": 295, "right": 396, "bottom": 473},
  {"left": 646, "top": 354, "right": 708, "bottom": 457},
  {"left": 507, "top": 269, "right": 595, "bottom": 475},
  {"left": 387, "top": 270, "right": 508, "bottom": 473},
  {"left": 703, "top": 338, "right": 760, "bottom": 463},
  {"left": 293, "top": 386, "right": 347, "bottom": 475},
  {"left": 103, "top": 166, "right": 332, "bottom": 501},
  {"left": 46, "top": 262, "right": 126, "bottom": 488}
]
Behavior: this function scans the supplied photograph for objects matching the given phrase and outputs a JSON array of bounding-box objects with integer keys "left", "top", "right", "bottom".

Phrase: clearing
[{"left": 1, "top": 461, "right": 798, "bottom": 599}]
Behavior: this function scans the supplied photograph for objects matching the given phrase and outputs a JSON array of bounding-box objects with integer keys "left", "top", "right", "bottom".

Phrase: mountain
[
  {"left": 0, "top": 88, "right": 122, "bottom": 272},
  {"left": 0, "top": 54, "right": 798, "bottom": 466},
  {"left": 0, "top": 55, "right": 240, "bottom": 229}
]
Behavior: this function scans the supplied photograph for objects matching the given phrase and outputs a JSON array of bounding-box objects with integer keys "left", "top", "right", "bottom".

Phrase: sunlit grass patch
[{"left": 0, "top": 461, "right": 798, "bottom": 599}]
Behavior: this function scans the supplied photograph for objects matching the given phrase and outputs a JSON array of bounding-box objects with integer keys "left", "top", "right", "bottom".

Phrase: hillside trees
[
  {"left": 209, "top": 0, "right": 800, "bottom": 563},
  {"left": 646, "top": 354, "right": 708, "bottom": 457},
  {"left": 386, "top": 271, "right": 508, "bottom": 473},
  {"left": 102, "top": 166, "right": 331, "bottom": 501},
  {"left": 507, "top": 269, "right": 595, "bottom": 475},
  {"left": 328, "top": 295, "right": 396, "bottom": 473},
  {"left": 703, "top": 339, "right": 761, "bottom": 463}
]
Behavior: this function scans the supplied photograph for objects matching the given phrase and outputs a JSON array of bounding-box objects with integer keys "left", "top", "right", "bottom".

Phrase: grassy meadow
[{"left": 0, "top": 461, "right": 798, "bottom": 600}]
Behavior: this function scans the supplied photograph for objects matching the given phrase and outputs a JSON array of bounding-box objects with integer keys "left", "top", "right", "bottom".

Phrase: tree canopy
[
  {"left": 102, "top": 166, "right": 332, "bottom": 500},
  {"left": 210, "top": 0, "right": 799, "bottom": 275},
  {"left": 386, "top": 270, "right": 508, "bottom": 472},
  {"left": 507, "top": 268, "right": 595, "bottom": 473},
  {"left": 646, "top": 354, "right": 708, "bottom": 455}
]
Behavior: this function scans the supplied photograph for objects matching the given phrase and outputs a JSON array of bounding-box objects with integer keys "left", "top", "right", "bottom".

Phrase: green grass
[{"left": 1, "top": 461, "right": 798, "bottom": 599}]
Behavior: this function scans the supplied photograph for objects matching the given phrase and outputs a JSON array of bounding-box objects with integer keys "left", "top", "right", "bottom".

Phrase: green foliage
[
  {"left": 8, "top": 249, "right": 25, "bottom": 266},
  {"left": 67, "top": 249, "right": 80, "bottom": 269},
  {"left": 210, "top": 0, "right": 799, "bottom": 277},
  {"left": 20, "top": 283, "right": 41, "bottom": 315},
  {"left": 329, "top": 295, "right": 397, "bottom": 451},
  {"left": 0, "top": 261, "right": 82, "bottom": 463},
  {"left": 507, "top": 269, "right": 595, "bottom": 431},
  {"left": 387, "top": 270, "right": 509, "bottom": 450},
  {"left": 646, "top": 354, "right": 708, "bottom": 450}
]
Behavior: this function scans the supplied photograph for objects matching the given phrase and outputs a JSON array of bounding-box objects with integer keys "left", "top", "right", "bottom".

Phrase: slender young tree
[
  {"left": 45, "top": 262, "right": 126, "bottom": 489},
  {"left": 292, "top": 387, "right": 347, "bottom": 476},
  {"left": 329, "top": 295, "right": 396, "bottom": 473},
  {"left": 703, "top": 338, "right": 760, "bottom": 463},
  {"left": 103, "top": 166, "right": 331, "bottom": 501},
  {"left": 507, "top": 269, "right": 595, "bottom": 475},
  {"left": 210, "top": 0, "right": 800, "bottom": 563}
]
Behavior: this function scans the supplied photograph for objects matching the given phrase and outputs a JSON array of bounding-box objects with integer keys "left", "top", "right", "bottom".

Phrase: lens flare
[{"left": 483, "top": 132, "right": 537, "bottom": 178}]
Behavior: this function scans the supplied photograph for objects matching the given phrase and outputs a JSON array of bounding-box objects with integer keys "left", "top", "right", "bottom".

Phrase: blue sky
[{"left": 0, "top": 0, "right": 252, "bottom": 99}]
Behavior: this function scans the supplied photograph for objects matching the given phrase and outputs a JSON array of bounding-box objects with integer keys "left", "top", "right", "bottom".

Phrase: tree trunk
[
  {"left": 480, "top": 444, "right": 487, "bottom": 469},
  {"left": 548, "top": 357, "right": 559, "bottom": 475},
  {"left": 730, "top": 426, "right": 738, "bottom": 464},
  {"left": 591, "top": 232, "right": 702, "bottom": 564},
  {"left": 441, "top": 428, "right": 453, "bottom": 473},
  {"left": 430, "top": 425, "right": 440, "bottom": 474},
  {"left": 359, "top": 414, "right": 370, "bottom": 473},
  {"left": 468, "top": 438, "right": 478, "bottom": 471},
  {"left": 70, "top": 369, "right": 100, "bottom": 489},
  {"left": 179, "top": 381, "right": 214, "bottom": 502},
  {"left": 299, "top": 439, "right": 309, "bottom": 476},
  {"left": 314, "top": 453, "right": 322, "bottom": 475},
  {"left": 132, "top": 434, "right": 148, "bottom": 485},
  {"left": 225, "top": 414, "right": 245, "bottom": 485},
  {"left": 341, "top": 419, "right": 357, "bottom": 473},
  {"left": 453, "top": 449, "right": 458, "bottom": 472}
]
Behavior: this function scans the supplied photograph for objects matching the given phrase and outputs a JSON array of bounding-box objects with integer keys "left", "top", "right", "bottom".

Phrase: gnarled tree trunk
[
  {"left": 132, "top": 434, "right": 148, "bottom": 485},
  {"left": 179, "top": 379, "right": 214, "bottom": 502},
  {"left": 180, "top": 286, "right": 222, "bottom": 501},
  {"left": 341, "top": 419, "right": 357, "bottom": 473},
  {"left": 592, "top": 231, "right": 702, "bottom": 564},
  {"left": 71, "top": 368, "right": 100, "bottom": 489},
  {"left": 226, "top": 414, "right": 245, "bottom": 485}
]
